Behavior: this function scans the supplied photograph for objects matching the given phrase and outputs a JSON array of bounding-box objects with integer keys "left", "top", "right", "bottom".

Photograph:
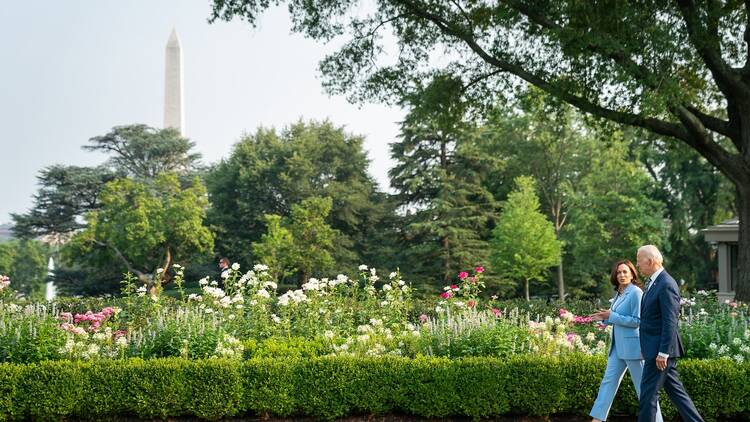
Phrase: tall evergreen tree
[{"left": 389, "top": 76, "right": 499, "bottom": 289}]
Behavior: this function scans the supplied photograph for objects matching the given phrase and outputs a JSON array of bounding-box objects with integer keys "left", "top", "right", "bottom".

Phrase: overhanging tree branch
[
  {"left": 397, "top": 0, "right": 691, "bottom": 142},
  {"left": 676, "top": 0, "right": 749, "bottom": 97}
]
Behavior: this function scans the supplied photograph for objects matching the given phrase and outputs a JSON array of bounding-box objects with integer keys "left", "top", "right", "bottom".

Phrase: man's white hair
[{"left": 638, "top": 245, "right": 663, "bottom": 264}]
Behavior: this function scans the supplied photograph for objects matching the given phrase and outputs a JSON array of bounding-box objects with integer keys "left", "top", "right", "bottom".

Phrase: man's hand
[{"left": 656, "top": 355, "right": 668, "bottom": 371}]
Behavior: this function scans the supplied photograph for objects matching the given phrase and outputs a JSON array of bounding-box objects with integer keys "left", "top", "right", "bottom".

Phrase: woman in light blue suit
[{"left": 589, "top": 260, "right": 663, "bottom": 422}]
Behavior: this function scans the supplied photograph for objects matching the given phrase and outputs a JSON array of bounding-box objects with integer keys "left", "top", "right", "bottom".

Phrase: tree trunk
[
  {"left": 442, "top": 236, "right": 451, "bottom": 282},
  {"left": 735, "top": 186, "right": 750, "bottom": 301},
  {"left": 557, "top": 260, "right": 565, "bottom": 302},
  {"left": 524, "top": 279, "right": 530, "bottom": 301}
]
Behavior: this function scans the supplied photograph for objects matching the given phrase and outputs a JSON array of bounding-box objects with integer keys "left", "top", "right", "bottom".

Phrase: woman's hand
[{"left": 589, "top": 309, "right": 611, "bottom": 321}]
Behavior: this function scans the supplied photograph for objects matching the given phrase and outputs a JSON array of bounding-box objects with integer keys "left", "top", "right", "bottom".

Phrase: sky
[{"left": 0, "top": 1, "right": 404, "bottom": 224}]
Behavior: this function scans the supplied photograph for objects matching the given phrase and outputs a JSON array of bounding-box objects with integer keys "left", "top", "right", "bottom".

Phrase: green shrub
[{"left": 0, "top": 356, "right": 746, "bottom": 421}]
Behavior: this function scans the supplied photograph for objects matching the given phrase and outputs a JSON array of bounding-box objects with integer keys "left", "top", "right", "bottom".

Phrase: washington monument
[{"left": 164, "top": 28, "right": 184, "bottom": 134}]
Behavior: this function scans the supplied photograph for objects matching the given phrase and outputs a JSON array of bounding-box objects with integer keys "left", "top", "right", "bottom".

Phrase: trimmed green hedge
[{"left": 0, "top": 356, "right": 747, "bottom": 421}]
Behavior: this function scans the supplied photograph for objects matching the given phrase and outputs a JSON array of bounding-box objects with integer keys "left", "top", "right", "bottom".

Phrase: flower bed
[{"left": 0, "top": 267, "right": 748, "bottom": 364}]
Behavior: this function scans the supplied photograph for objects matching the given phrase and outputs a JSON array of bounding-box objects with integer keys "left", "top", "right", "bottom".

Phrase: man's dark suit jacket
[{"left": 639, "top": 270, "right": 685, "bottom": 360}]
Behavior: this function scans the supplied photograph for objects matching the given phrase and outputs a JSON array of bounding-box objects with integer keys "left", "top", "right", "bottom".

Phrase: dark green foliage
[
  {"left": 0, "top": 240, "right": 50, "bottom": 299},
  {"left": 206, "top": 120, "right": 387, "bottom": 274}
]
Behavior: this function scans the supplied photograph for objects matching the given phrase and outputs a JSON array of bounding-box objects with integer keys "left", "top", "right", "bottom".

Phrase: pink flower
[
  {"left": 491, "top": 308, "right": 502, "bottom": 317},
  {"left": 458, "top": 272, "right": 469, "bottom": 280},
  {"left": 450, "top": 284, "right": 458, "bottom": 290},
  {"left": 467, "top": 300, "right": 477, "bottom": 308},
  {"left": 475, "top": 266, "right": 484, "bottom": 274},
  {"left": 573, "top": 315, "right": 594, "bottom": 324},
  {"left": 418, "top": 314, "right": 429, "bottom": 323},
  {"left": 595, "top": 323, "right": 607, "bottom": 331},
  {"left": 440, "top": 291, "right": 453, "bottom": 299}
]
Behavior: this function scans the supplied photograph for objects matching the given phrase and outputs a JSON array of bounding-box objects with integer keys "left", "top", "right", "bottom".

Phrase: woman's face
[{"left": 616, "top": 264, "right": 633, "bottom": 286}]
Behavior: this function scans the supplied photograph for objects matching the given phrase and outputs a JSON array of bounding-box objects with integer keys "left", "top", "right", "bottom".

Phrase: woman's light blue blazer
[
  {"left": 604, "top": 282, "right": 643, "bottom": 360},
  {"left": 590, "top": 282, "right": 663, "bottom": 422}
]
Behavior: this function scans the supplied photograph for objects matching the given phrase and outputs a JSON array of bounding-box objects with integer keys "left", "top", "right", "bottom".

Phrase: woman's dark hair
[{"left": 610, "top": 259, "right": 642, "bottom": 291}]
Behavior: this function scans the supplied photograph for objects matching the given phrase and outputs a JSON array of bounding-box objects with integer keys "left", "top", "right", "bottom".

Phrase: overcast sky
[{"left": 0, "top": 1, "right": 404, "bottom": 224}]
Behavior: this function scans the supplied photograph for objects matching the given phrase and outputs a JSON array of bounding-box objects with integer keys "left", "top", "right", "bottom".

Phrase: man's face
[{"left": 636, "top": 252, "right": 654, "bottom": 277}]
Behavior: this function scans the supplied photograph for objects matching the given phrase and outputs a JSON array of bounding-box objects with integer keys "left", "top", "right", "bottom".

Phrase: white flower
[
  {"left": 358, "top": 264, "right": 368, "bottom": 271},
  {"left": 435, "top": 306, "right": 443, "bottom": 313},
  {"left": 115, "top": 336, "right": 128, "bottom": 348},
  {"left": 383, "top": 284, "right": 392, "bottom": 291},
  {"left": 370, "top": 275, "right": 380, "bottom": 282},
  {"left": 271, "top": 314, "right": 281, "bottom": 323},
  {"left": 136, "top": 285, "right": 147, "bottom": 297},
  {"left": 709, "top": 343, "right": 718, "bottom": 351},
  {"left": 369, "top": 318, "right": 383, "bottom": 326},
  {"left": 221, "top": 270, "right": 229, "bottom": 279},
  {"left": 357, "top": 334, "right": 370, "bottom": 342},
  {"left": 231, "top": 263, "right": 240, "bottom": 270},
  {"left": 253, "top": 264, "right": 269, "bottom": 272},
  {"left": 263, "top": 281, "right": 278, "bottom": 290},
  {"left": 204, "top": 308, "right": 214, "bottom": 314},
  {"left": 199, "top": 277, "right": 209, "bottom": 286},
  {"left": 718, "top": 345, "right": 729, "bottom": 355},
  {"left": 150, "top": 295, "right": 158, "bottom": 302},
  {"left": 87, "top": 344, "right": 100, "bottom": 356},
  {"left": 210, "top": 280, "right": 219, "bottom": 286},
  {"left": 389, "top": 272, "right": 397, "bottom": 279},
  {"left": 733, "top": 337, "right": 742, "bottom": 346},
  {"left": 586, "top": 332, "right": 596, "bottom": 342},
  {"left": 734, "top": 354, "right": 744, "bottom": 363},
  {"left": 381, "top": 300, "right": 389, "bottom": 306},
  {"left": 370, "top": 268, "right": 377, "bottom": 276},
  {"left": 228, "top": 314, "right": 236, "bottom": 320},
  {"left": 398, "top": 280, "right": 405, "bottom": 286},
  {"left": 336, "top": 274, "right": 349, "bottom": 284},
  {"left": 92, "top": 332, "right": 106, "bottom": 341},
  {"left": 256, "top": 289, "right": 270, "bottom": 299},
  {"left": 219, "top": 296, "right": 232, "bottom": 308},
  {"left": 156, "top": 268, "right": 164, "bottom": 274},
  {"left": 324, "top": 330, "right": 334, "bottom": 339}
]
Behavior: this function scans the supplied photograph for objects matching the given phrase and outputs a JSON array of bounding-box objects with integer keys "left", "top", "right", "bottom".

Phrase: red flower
[
  {"left": 450, "top": 284, "right": 458, "bottom": 290},
  {"left": 475, "top": 266, "right": 485, "bottom": 274},
  {"left": 467, "top": 300, "right": 477, "bottom": 308},
  {"left": 440, "top": 291, "right": 453, "bottom": 299},
  {"left": 458, "top": 271, "right": 469, "bottom": 280}
]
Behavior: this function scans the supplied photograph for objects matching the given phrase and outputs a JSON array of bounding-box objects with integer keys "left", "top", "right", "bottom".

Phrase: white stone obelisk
[{"left": 164, "top": 28, "right": 184, "bottom": 134}]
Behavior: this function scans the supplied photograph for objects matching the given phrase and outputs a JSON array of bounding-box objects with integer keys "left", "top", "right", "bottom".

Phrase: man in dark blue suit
[{"left": 636, "top": 245, "right": 704, "bottom": 422}]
